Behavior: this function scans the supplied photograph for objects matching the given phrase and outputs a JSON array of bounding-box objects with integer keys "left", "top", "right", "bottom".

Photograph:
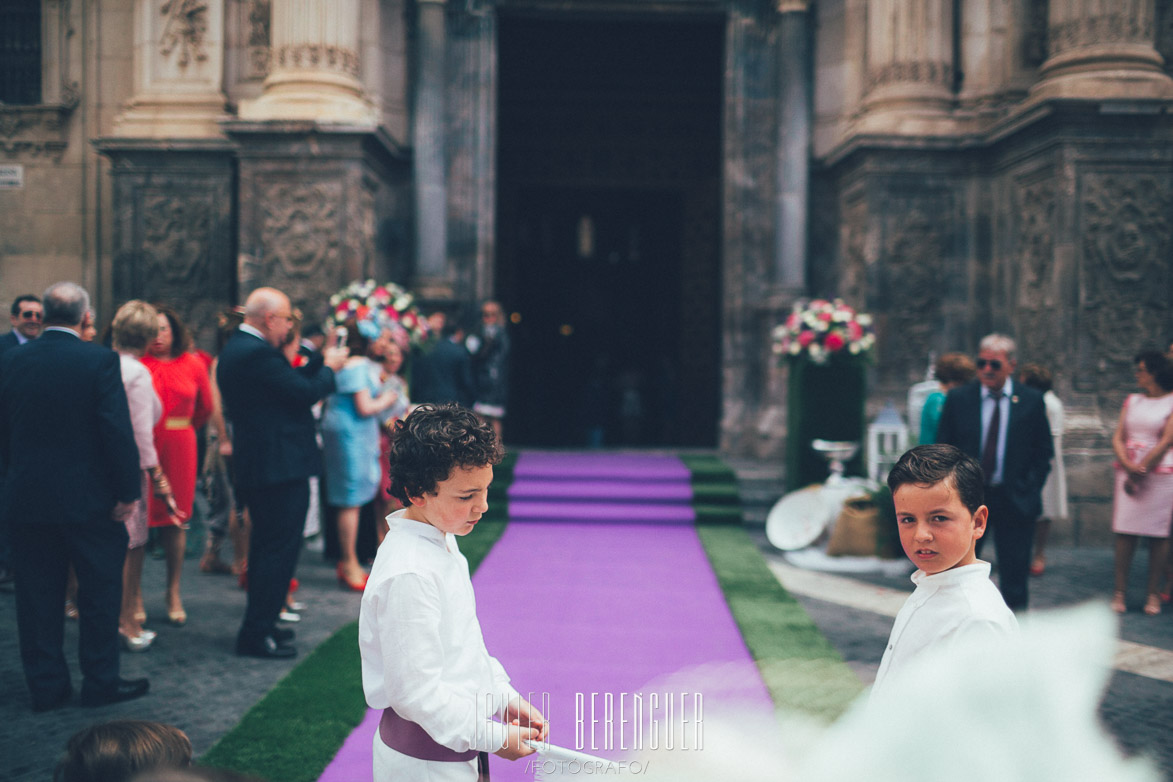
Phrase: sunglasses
[
  {"left": 18, "top": 311, "right": 42, "bottom": 320},
  {"left": 976, "top": 358, "right": 1003, "bottom": 370}
]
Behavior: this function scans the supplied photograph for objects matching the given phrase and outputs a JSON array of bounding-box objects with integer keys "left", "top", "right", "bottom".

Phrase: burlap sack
[{"left": 827, "top": 493, "right": 901, "bottom": 558}]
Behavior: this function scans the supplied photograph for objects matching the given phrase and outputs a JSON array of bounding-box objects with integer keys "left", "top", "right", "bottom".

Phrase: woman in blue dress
[{"left": 322, "top": 317, "right": 402, "bottom": 591}]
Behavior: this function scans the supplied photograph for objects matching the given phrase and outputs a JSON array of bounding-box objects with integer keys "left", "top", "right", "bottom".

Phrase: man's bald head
[
  {"left": 243, "top": 287, "right": 294, "bottom": 347},
  {"left": 244, "top": 287, "right": 288, "bottom": 321}
]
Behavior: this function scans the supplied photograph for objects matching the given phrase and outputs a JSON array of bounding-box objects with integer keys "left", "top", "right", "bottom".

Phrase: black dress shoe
[
  {"left": 80, "top": 677, "right": 149, "bottom": 707},
  {"left": 236, "top": 635, "right": 297, "bottom": 659},
  {"left": 31, "top": 685, "right": 72, "bottom": 712},
  {"left": 271, "top": 626, "right": 295, "bottom": 643}
]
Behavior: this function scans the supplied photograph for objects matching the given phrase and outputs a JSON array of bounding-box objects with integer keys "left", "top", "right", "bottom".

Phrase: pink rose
[
  {"left": 826, "top": 332, "right": 845, "bottom": 351},
  {"left": 798, "top": 331, "right": 815, "bottom": 347}
]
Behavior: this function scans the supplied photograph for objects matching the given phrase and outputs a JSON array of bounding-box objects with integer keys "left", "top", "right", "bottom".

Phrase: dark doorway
[{"left": 496, "top": 13, "right": 723, "bottom": 448}]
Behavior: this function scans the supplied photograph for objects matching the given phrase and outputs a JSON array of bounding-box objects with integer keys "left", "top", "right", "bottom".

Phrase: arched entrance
[{"left": 495, "top": 12, "right": 724, "bottom": 448}]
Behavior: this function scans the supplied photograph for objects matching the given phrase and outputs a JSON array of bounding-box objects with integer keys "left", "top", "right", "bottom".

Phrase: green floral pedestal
[{"left": 785, "top": 354, "right": 867, "bottom": 490}]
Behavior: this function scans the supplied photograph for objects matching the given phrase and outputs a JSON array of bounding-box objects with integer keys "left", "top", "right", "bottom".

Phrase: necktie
[{"left": 981, "top": 392, "right": 1002, "bottom": 482}]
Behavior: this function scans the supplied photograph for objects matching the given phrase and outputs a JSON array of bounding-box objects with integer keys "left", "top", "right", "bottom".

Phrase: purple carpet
[
  {"left": 317, "top": 453, "right": 772, "bottom": 782},
  {"left": 508, "top": 452, "right": 696, "bottom": 525}
]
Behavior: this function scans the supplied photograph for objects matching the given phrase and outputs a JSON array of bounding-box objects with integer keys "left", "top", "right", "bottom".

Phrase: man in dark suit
[
  {"left": 412, "top": 316, "right": 475, "bottom": 407},
  {"left": 0, "top": 295, "right": 43, "bottom": 587},
  {"left": 937, "top": 333, "right": 1053, "bottom": 610},
  {"left": 0, "top": 282, "right": 147, "bottom": 710},
  {"left": 217, "top": 287, "right": 346, "bottom": 659}
]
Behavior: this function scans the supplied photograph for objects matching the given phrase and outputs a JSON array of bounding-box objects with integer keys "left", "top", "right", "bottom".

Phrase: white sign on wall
[{"left": 0, "top": 165, "right": 24, "bottom": 189}]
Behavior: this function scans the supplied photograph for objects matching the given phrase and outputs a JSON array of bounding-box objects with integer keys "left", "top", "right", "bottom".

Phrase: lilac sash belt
[{"left": 379, "top": 707, "right": 479, "bottom": 762}]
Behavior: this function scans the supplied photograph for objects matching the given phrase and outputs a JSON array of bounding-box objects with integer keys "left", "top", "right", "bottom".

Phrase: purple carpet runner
[
  {"left": 318, "top": 453, "right": 772, "bottom": 782},
  {"left": 508, "top": 452, "right": 697, "bottom": 524}
]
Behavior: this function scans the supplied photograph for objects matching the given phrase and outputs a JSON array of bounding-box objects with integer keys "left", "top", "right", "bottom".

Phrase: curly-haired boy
[{"left": 359, "top": 403, "right": 547, "bottom": 781}]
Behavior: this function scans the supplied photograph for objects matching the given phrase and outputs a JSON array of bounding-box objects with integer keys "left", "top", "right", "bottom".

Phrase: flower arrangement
[
  {"left": 327, "top": 279, "right": 429, "bottom": 347},
  {"left": 772, "top": 298, "right": 876, "bottom": 365}
]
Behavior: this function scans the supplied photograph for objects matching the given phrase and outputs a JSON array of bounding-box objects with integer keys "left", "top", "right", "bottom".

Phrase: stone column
[
  {"left": 856, "top": 0, "right": 956, "bottom": 134},
  {"left": 413, "top": 0, "right": 451, "bottom": 298},
  {"left": 112, "top": 0, "right": 229, "bottom": 138},
  {"left": 775, "top": 0, "right": 810, "bottom": 292},
  {"left": 449, "top": 5, "right": 497, "bottom": 302},
  {"left": 237, "top": 0, "right": 376, "bottom": 124},
  {"left": 1030, "top": 0, "right": 1173, "bottom": 102}
]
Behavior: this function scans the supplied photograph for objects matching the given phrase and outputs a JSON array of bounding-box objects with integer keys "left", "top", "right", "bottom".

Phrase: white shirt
[
  {"left": 870, "top": 562, "right": 1017, "bottom": 705},
  {"left": 359, "top": 510, "right": 518, "bottom": 754},
  {"left": 238, "top": 323, "right": 266, "bottom": 342},
  {"left": 981, "top": 378, "right": 1014, "bottom": 485}
]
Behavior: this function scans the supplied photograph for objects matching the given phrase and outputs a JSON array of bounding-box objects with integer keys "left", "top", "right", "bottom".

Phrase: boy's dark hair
[
  {"left": 887, "top": 444, "right": 985, "bottom": 514},
  {"left": 387, "top": 403, "right": 503, "bottom": 505},
  {"left": 55, "top": 719, "right": 192, "bottom": 782}
]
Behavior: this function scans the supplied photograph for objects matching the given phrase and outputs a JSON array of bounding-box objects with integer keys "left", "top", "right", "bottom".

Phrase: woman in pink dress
[
  {"left": 142, "top": 305, "right": 213, "bottom": 626},
  {"left": 1110, "top": 350, "right": 1173, "bottom": 616}
]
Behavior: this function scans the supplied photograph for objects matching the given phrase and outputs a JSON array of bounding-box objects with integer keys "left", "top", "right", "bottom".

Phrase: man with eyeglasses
[
  {"left": 0, "top": 295, "right": 44, "bottom": 588},
  {"left": 936, "top": 333, "right": 1053, "bottom": 611},
  {"left": 0, "top": 295, "right": 44, "bottom": 355},
  {"left": 217, "top": 287, "right": 348, "bottom": 659}
]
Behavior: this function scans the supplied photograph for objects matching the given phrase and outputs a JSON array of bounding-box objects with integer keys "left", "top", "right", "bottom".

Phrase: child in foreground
[
  {"left": 359, "top": 403, "right": 547, "bottom": 782},
  {"left": 870, "top": 444, "right": 1018, "bottom": 704}
]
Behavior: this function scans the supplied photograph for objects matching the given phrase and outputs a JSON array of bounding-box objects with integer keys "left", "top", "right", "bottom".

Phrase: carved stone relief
[
  {"left": 274, "top": 44, "right": 360, "bottom": 77},
  {"left": 878, "top": 197, "right": 948, "bottom": 380},
  {"left": 1080, "top": 172, "right": 1173, "bottom": 407},
  {"left": 159, "top": 0, "right": 210, "bottom": 67},
  {"left": 247, "top": 0, "right": 271, "bottom": 77},
  {"left": 1049, "top": 12, "right": 1153, "bottom": 55},
  {"left": 140, "top": 189, "right": 214, "bottom": 285},
  {"left": 260, "top": 180, "right": 343, "bottom": 277},
  {"left": 1013, "top": 176, "right": 1059, "bottom": 361},
  {"left": 866, "top": 61, "right": 954, "bottom": 92},
  {"left": 0, "top": 104, "right": 76, "bottom": 159},
  {"left": 839, "top": 193, "right": 868, "bottom": 307},
  {"left": 124, "top": 180, "right": 231, "bottom": 349}
]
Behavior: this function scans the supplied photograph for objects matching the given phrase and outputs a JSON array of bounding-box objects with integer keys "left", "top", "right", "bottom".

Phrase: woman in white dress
[{"left": 1018, "top": 364, "right": 1068, "bottom": 577}]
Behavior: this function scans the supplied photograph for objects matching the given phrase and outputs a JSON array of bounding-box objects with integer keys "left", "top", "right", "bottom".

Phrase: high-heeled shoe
[
  {"left": 120, "top": 630, "right": 154, "bottom": 652},
  {"left": 1144, "top": 594, "right": 1162, "bottom": 616},
  {"left": 337, "top": 564, "right": 368, "bottom": 593},
  {"left": 167, "top": 609, "right": 187, "bottom": 627}
]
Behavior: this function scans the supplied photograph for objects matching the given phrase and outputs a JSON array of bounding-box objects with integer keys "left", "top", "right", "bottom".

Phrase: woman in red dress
[{"left": 142, "top": 305, "right": 213, "bottom": 626}]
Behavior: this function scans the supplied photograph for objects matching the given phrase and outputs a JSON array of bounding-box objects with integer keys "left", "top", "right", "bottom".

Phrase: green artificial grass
[
  {"left": 198, "top": 518, "right": 508, "bottom": 782},
  {"left": 695, "top": 524, "right": 864, "bottom": 721},
  {"left": 679, "top": 453, "right": 742, "bottom": 525}
]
